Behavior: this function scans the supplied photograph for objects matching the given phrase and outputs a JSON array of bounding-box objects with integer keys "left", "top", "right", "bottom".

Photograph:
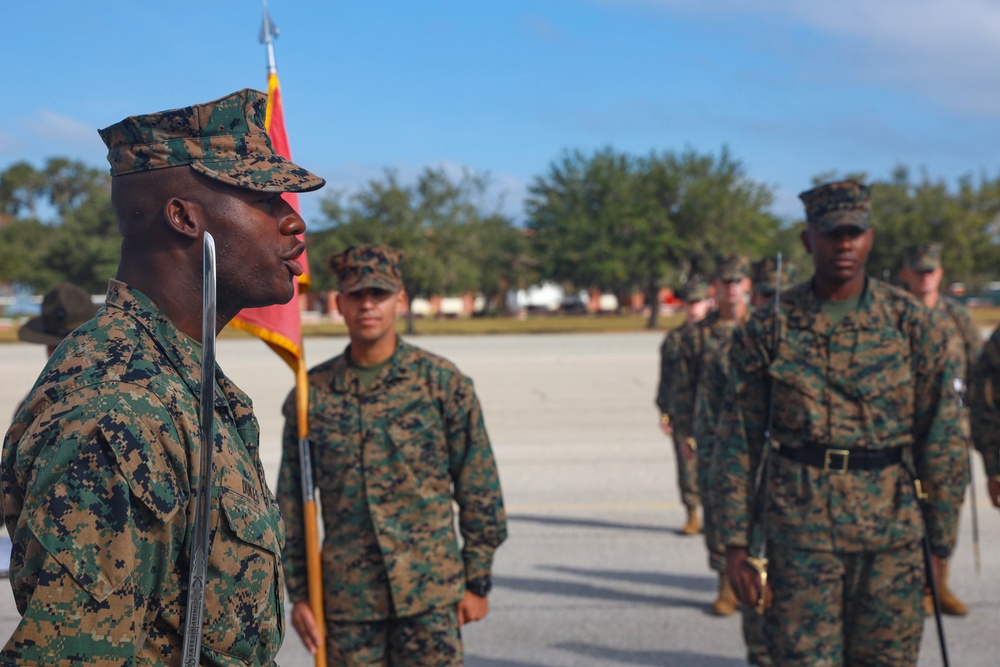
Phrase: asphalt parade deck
[{"left": 1, "top": 333, "right": 996, "bottom": 666}]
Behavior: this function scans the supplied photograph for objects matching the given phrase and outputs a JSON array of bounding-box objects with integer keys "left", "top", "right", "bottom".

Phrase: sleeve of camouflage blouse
[
  {"left": 971, "top": 328, "right": 1000, "bottom": 476},
  {"left": 446, "top": 374, "right": 508, "bottom": 581},
  {"left": 275, "top": 388, "right": 308, "bottom": 603},
  {"left": 3, "top": 397, "right": 183, "bottom": 665},
  {"left": 669, "top": 328, "right": 698, "bottom": 438},
  {"left": 911, "top": 308, "right": 968, "bottom": 554},
  {"left": 655, "top": 333, "right": 674, "bottom": 413},
  {"left": 714, "top": 321, "right": 769, "bottom": 550}
]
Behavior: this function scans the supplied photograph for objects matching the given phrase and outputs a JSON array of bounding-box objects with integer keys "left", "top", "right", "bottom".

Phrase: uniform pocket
[{"left": 199, "top": 472, "right": 284, "bottom": 662}]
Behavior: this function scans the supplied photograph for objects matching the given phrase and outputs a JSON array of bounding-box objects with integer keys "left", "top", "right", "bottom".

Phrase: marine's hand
[
  {"left": 457, "top": 590, "right": 489, "bottom": 627},
  {"left": 290, "top": 600, "right": 322, "bottom": 655},
  {"left": 988, "top": 476, "right": 1000, "bottom": 509},
  {"left": 679, "top": 437, "right": 696, "bottom": 461},
  {"left": 659, "top": 415, "right": 673, "bottom": 436},
  {"left": 725, "top": 546, "right": 772, "bottom": 612}
]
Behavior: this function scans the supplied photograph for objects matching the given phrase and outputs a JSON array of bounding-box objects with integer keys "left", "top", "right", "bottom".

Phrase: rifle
[
  {"left": 181, "top": 232, "right": 217, "bottom": 666},
  {"left": 745, "top": 252, "right": 782, "bottom": 615}
]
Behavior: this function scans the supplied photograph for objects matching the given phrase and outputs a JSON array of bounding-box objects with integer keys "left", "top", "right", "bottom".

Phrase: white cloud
[
  {"left": 521, "top": 14, "right": 564, "bottom": 43},
  {"left": 600, "top": 0, "right": 1000, "bottom": 117},
  {"left": 24, "top": 110, "right": 102, "bottom": 152}
]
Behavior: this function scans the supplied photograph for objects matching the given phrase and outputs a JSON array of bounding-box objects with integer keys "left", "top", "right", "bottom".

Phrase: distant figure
[
  {"left": 656, "top": 278, "right": 712, "bottom": 536},
  {"left": 17, "top": 283, "right": 100, "bottom": 357},
  {"left": 900, "top": 242, "right": 980, "bottom": 617},
  {"left": 278, "top": 244, "right": 508, "bottom": 666},
  {"left": 688, "top": 255, "right": 753, "bottom": 619}
]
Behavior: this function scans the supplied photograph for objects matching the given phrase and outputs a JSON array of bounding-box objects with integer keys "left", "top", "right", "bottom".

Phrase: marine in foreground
[{"left": 1, "top": 89, "right": 324, "bottom": 665}]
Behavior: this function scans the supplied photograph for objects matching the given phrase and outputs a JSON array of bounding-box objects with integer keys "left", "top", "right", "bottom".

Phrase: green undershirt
[
  {"left": 349, "top": 356, "right": 391, "bottom": 389},
  {"left": 820, "top": 290, "right": 862, "bottom": 328}
]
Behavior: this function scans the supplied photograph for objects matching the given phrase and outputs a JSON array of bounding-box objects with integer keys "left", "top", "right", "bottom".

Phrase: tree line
[{"left": 3, "top": 151, "right": 1000, "bottom": 328}]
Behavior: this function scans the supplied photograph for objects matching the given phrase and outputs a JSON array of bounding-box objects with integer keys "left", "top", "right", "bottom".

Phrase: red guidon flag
[{"left": 230, "top": 70, "right": 310, "bottom": 371}]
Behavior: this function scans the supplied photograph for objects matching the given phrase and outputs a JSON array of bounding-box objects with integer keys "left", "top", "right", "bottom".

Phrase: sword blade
[{"left": 182, "top": 231, "right": 217, "bottom": 666}]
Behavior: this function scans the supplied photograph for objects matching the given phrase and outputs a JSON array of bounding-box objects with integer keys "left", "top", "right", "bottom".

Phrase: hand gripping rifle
[
  {"left": 182, "top": 232, "right": 217, "bottom": 666},
  {"left": 745, "top": 252, "right": 782, "bottom": 615}
]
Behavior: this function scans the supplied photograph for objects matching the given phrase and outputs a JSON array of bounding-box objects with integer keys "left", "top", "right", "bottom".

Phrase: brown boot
[
  {"left": 680, "top": 506, "right": 701, "bottom": 536},
  {"left": 712, "top": 573, "right": 738, "bottom": 616},
  {"left": 938, "top": 559, "right": 969, "bottom": 616}
]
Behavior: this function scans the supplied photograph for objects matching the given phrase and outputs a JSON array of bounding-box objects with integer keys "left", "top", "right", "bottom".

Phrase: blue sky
[{"left": 3, "top": 0, "right": 999, "bottom": 227}]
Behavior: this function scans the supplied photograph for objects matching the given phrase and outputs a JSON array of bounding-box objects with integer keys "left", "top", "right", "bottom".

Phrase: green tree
[
  {"left": 309, "top": 167, "right": 521, "bottom": 333},
  {"left": 526, "top": 146, "right": 780, "bottom": 327},
  {"left": 0, "top": 159, "right": 116, "bottom": 294}
]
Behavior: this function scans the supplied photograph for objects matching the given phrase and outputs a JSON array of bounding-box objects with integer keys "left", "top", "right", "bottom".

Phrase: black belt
[{"left": 775, "top": 444, "right": 904, "bottom": 473}]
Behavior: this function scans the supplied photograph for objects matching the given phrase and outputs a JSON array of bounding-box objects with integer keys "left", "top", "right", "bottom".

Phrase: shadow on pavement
[
  {"left": 509, "top": 513, "right": 668, "bottom": 533},
  {"left": 466, "top": 657, "right": 550, "bottom": 667},
  {"left": 495, "top": 574, "right": 705, "bottom": 609},
  {"left": 539, "top": 565, "right": 716, "bottom": 594},
  {"left": 553, "top": 643, "right": 747, "bottom": 666}
]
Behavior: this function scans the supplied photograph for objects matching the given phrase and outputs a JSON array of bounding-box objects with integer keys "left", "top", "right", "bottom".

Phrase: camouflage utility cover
[
  {"left": 903, "top": 243, "right": 943, "bottom": 272},
  {"left": 1, "top": 281, "right": 285, "bottom": 666},
  {"left": 714, "top": 278, "right": 966, "bottom": 555},
  {"left": 715, "top": 254, "right": 749, "bottom": 282},
  {"left": 99, "top": 88, "right": 325, "bottom": 194},
  {"left": 676, "top": 278, "right": 710, "bottom": 303},
  {"left": 799, "top": 180, "right": 873, "bottom": 233},
  {"left": 277, "top": 339, "right": 507, "bottom": 621},
  {"left": 329, "top": 244, "right": 405, "bottom": 294}
]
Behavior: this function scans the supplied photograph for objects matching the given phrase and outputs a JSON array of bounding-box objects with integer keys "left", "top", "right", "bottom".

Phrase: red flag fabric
[{"left": 230, "top": 71, "right": 310, "bottom": 371}]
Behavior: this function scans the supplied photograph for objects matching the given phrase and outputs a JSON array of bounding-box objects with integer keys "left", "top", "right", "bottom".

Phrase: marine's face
[
  {"left": 803, "top": 225, "right": 874, "bottom": 284},
  {"left": 901, "top": 266, "right": 943, "bottom": 298},
  {"left": 201, "top": 187, "right": 307, "bottom": 310},
  {"left": 337, "top": 287, "right": 406, "bottom": 346},
  {"left": 683, "top": 298, "right": 712, "bottom": 323},
  {"left": 714, "top": 277, "right": 751, "bottom": 308}
]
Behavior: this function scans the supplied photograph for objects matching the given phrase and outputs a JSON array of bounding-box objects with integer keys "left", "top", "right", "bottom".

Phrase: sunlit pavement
[{"left": 1, "top": 333, "right": 996, "bottom": 666}]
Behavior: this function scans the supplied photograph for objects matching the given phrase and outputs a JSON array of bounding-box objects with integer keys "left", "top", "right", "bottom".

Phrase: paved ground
[{"left": 1, "top": 333, "right": 998, "bottom": 666}]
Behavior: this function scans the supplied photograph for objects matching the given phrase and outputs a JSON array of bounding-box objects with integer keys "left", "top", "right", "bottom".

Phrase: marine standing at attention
[
  {"left": 277, "top": 244, "right": 507, "bottom": 667},
  {"left": 900, "top": 242, "right": 981, "bottom": 616},
  {"left": 689, "top": 255, "right": 752, "bottom": 619},
  {"left": 1, "top": 89, "right": 325, "bottom": 665},
  {"left": 716, "top": 180, "right": 965, "bottom": 666},
  {"left": 657, "top": 278, "right": 712, "bottom": 536}
]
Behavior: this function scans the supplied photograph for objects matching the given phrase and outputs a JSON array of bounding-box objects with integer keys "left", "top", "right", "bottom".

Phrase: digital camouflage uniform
[
  {"left": 277, "top": 245, "right": 507, "bottom": 666},
  {"left": 904, "top": 244, "right": 981, "bottom": 563},
  {"left": 715, "top": 182, "right": 966, "bottom": 666},
  {"left": 656, "top": 280, "right": 710, "bottom": 513},
  {"left": 2, "top": 282, "right": 286, "bottom": 666},
  {"left": 0, "top": 89, "right": 323, "bottom": 667},
  {"left": 971, "top": 326, "right": 1000, "bottom": 478},
  {"left": 693, "top": 310, "right": 747, "bottom": 574}
]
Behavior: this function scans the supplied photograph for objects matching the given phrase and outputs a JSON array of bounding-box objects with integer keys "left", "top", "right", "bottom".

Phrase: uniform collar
[
  {"left": 104, "top": 279, "right": 239, "bottom": 415},
  {"left": 781, "top": 276, "right": 893, "bottom": 334},
  {"left": 331, "top": 337, "right": 417, "bottom": 393}
]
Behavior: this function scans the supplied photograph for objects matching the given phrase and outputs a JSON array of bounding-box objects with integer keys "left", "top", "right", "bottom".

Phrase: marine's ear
[{"left": 162, "top": 196, "right": 201, "bottom": 240}]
